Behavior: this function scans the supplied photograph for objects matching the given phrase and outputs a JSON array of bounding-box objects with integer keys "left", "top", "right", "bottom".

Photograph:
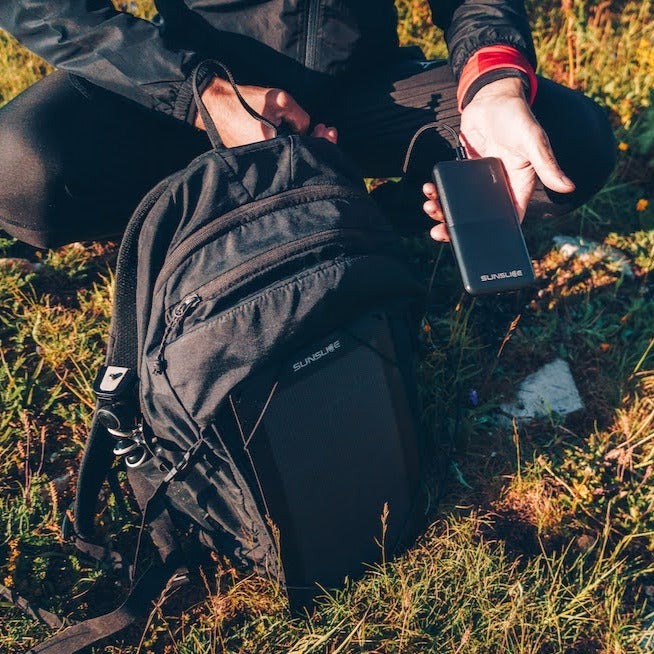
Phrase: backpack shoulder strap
[{"left": 74, "top": 175, "right": 171, "bottom": 541}]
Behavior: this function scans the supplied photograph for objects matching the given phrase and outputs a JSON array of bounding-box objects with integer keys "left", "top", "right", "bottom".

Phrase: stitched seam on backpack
[{"left": 160, "top": 256, "right": 363, "bottom": 345}]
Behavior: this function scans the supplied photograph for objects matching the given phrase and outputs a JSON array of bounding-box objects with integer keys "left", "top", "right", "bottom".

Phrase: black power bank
[{"left": 432, "top": 157, "right": 535, "bottom": 295}]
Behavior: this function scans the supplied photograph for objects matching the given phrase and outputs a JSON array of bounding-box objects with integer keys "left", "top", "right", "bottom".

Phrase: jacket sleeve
[
  {"left": 428, "top": 0, "right": 537, "bottom": 81},
  {"left": 0, "top": 0, "right": 201, "bottom": 121}
]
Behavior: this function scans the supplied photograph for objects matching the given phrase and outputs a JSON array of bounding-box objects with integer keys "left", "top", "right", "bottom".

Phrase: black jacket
[{"left": 0, "top": 0, "right": 536, "bottom": 122}]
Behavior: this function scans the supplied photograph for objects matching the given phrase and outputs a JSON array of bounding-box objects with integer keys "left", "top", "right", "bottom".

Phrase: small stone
[{"left": 500, "top": 358, "right": 584, "bottom": 422}]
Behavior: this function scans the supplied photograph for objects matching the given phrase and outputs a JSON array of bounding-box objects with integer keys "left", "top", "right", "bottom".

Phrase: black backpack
[{"left": 32, "top": 62, "right": 427, "bottom": 653}]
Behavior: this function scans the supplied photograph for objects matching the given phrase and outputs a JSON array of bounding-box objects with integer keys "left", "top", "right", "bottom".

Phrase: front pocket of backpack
[
  {"left": 149, "top": 251, "right": 417, "bottom": 426},
  {"left": 150, "top": 225, "right": 395, "bottom": 374}
]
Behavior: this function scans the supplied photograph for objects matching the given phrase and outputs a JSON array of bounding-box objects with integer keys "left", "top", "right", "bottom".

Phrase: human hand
[
  {"left": 423, "top": 77, "right": 575, "bottom": 242},
  {"left": 195, "top": 76, "right": 338, "bottom": 147}
]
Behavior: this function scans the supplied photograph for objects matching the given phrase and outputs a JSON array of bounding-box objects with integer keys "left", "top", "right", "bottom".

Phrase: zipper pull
[{"left": 153, "top": 294, "right": 201, "bottom": 374}]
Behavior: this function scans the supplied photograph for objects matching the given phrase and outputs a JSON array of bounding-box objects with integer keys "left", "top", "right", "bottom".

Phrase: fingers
[
  {"left": 430, "top": 223, "right": 449, "bottom": 242},
  {"left": 273, "top": 90, "right": 311, "bottom": 135},
  {"left": 527, "top": 128, "right": 576, "bottom": 193},
  {"left": 422, "top": 182, "right": 449, "bottom": 242},
  {"left": 422, "top": 182, "right": 439, "bottom": 203},
  {"left": 422, "top": 198, "right": 442, "bottom": 220},
  {"left": 422, "top": 183, "right": 443, "bottom": 221},
  {"left": 504, "top": 167, "right": 534, "bottom": 222},
  {"left": 312, "top": 123, "right": 338, "bottom": 144}
]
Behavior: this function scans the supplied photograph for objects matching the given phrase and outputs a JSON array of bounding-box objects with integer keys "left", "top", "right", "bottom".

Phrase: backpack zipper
[
  {"left": 152, "top": 227, "right": 390, "bottom": 374},
  {"left": 154, "top": 184, "right": 370, "bottom": 296},
  {"left": 305, "top": 0, "right": 320, "bottom": 70},
  {"left": 153, "top": 293, "right": 201, "bottom": 373}
]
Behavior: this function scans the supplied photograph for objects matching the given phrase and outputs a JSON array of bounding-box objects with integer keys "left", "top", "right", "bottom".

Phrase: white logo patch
[{"left": 99, "top": 366, "right": 129, "bottom": 393}]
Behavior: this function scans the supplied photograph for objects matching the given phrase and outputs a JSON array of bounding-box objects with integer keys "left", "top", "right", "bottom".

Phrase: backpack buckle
[
  {"left": 93, "top": 366, "right": 137, "bottom": 401},
  {"left": 111, "top": 426, "right": 151, "bottom": 469},
  {"left": 93, "top": 366, "right": 139, "bottom": 435}
]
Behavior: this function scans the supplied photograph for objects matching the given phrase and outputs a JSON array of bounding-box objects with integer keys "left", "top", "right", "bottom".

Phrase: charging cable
[{"left": 402, "top": 122, "right": 468, "bottom": 176}]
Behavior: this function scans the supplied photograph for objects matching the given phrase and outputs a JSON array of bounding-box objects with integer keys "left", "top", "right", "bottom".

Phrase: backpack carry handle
[{"left": 192, "top": 60, "right": 281, "bottom": 149}]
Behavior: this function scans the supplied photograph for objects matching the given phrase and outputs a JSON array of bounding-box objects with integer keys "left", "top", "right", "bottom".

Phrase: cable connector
[
  {"left": 402, "top": 121, "right": 469, "bottom": 174},
  {"left": 455, "top": 145, "right": 468, "bottom": 161}
]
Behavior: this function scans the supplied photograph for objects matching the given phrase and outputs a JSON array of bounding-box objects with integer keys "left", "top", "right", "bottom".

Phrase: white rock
[
  {"left": 553, "top": 235, "right": 634, "bottom": 278},
  {"left": 500, "top": 358, "right": 584, "bottom": 421}
]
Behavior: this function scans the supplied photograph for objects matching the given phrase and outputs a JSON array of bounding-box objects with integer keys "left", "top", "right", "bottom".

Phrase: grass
[{"left": 1, "top": 1, "right": 654, "bottom": 652}]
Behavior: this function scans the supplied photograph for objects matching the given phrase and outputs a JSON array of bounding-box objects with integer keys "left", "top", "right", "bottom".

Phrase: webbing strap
[
  {"left": 28, "top": 563, "right": 188, "bottom": 654},
  {"left": 73, "top": 536, "right": 126, "bottom": 573},
  {"left": 0, "top": 584, "right": 63, "bottom": 630},
  {"left": 73, "top": 414, "right": 116, "bottom": 540}
]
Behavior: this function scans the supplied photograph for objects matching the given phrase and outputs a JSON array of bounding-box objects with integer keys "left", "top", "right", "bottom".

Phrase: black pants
[{"left": 0, "top": 58, "right": 616, "bottom": 249}]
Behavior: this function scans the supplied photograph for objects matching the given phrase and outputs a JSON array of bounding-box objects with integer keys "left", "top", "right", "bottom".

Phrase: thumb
[{"left": 528, "top": 129, "right": 576, "bottom": 193}]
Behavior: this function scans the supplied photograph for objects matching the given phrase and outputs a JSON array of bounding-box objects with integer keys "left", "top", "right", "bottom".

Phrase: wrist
[
  {"left": 468, "top": 76, "right": 525, "bottom": 103},
  {"left": 456, "top": 45, "right": 538, "bottom": 112}
]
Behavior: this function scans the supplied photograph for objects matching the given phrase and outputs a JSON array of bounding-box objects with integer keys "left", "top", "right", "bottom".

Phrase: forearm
[{"left": 0, "top": 0, "right": 200, "bottom": 120}]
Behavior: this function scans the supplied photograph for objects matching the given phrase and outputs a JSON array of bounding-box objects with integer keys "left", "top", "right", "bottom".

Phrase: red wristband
[{"left": 457, "top": 45, "right": 538, "bottom": 112}]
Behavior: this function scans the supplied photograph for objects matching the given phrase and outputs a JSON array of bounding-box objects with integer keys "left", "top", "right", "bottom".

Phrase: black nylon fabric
[
  {"left": 429, "top": 0, "right": 536, "bottom": 77},
  {"left": 0, "top": 0, "right": 535, "bottom": 122}
]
